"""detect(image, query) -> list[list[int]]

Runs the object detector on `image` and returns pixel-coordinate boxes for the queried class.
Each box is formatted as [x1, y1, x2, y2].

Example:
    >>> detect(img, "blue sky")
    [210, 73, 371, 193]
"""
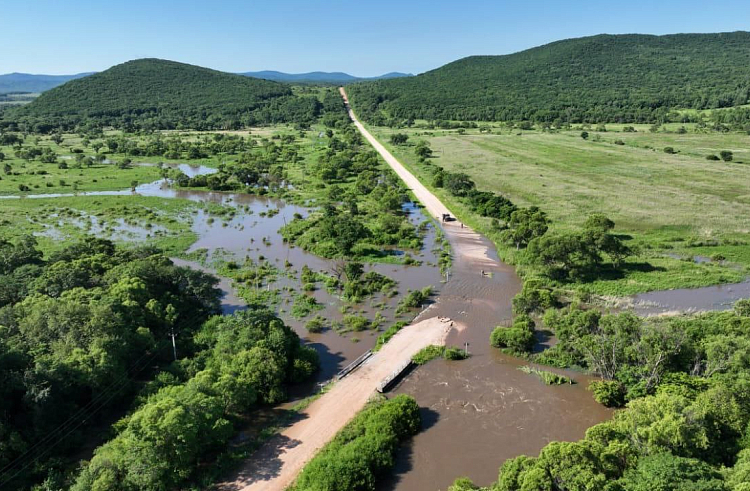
[2, 0, 749, 75]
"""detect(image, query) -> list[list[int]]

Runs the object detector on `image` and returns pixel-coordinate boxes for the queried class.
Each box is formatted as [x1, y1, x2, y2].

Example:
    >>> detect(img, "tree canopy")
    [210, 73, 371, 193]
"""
[2, 59, 323, 132]
[348, 32, 750, 124]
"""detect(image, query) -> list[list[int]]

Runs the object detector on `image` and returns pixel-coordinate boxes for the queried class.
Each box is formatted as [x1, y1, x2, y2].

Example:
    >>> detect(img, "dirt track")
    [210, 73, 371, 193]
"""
[216, 317, 459, 491]
[217, 88, 492, 491]
[339, 87, 496, 269]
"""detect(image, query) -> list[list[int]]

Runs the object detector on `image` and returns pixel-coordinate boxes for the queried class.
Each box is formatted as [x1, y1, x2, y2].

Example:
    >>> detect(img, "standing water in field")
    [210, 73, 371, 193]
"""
[627, 279, 750, 316]
[6, 169, 444, 380]
[7, 166, 613, 488]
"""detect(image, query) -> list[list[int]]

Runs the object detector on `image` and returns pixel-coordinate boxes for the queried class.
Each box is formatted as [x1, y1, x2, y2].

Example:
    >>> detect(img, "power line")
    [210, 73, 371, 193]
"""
[0, 313, 208, 486]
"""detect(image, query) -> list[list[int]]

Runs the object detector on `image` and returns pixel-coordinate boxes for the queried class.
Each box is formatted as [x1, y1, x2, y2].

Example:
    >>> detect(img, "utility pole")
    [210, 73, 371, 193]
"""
[170, 328, 177, 361]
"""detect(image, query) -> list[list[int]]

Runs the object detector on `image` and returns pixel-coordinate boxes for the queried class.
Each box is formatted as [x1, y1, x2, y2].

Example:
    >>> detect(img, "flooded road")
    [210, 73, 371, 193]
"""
[340, 88, 614, 490]
[12, 146, 614, 488]
[382, 222, 612, 490]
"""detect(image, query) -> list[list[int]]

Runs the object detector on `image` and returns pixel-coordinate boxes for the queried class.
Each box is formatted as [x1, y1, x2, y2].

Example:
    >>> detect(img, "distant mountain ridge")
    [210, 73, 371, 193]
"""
[0, 68, 412, 94]
[0, 72, 94, 94]
[240, 70, 413, 84]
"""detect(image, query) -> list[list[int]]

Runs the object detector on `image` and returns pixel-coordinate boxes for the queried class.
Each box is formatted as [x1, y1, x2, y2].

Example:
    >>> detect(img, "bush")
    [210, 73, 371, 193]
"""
[512, 282, 557, 314]
[374, 321, 408, 351]
[291, 293, 323, 319]
[663, 146, 677, 154]
[589, 380, 626, 407]
[412, 345, 469, 364]
[396, 285, 432, 314]
[490, 326, 535, 353]
[342, 314, 371, 332]
[412, 345, 445, 365]
[720, 150, 734, 162]
[706, 154, 720, 161]
[290, 395, 421, 491]
[305, 315, 326, 333]
[518, 366, 573, 385]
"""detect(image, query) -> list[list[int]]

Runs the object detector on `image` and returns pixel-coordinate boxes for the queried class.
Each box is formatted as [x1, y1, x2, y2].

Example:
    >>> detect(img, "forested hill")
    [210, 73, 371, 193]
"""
[2, 58, 323, 132]
[347, 32, 750, 124]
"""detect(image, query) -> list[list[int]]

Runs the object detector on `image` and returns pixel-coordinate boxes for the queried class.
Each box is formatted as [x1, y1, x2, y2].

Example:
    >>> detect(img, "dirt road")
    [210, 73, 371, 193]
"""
[217, 317, 459, 491]
[339, 87, 497, 269]
[217, 89, 500, 491]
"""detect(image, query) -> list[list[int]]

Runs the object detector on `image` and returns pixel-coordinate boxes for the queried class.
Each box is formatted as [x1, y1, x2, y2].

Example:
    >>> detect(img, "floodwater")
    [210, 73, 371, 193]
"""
[382, 227, 613, 490]
[629, 279, 750, 316]
[7, 169, 443, 381]
[10, 165, 614, 488]
[34, 212, 171, 243]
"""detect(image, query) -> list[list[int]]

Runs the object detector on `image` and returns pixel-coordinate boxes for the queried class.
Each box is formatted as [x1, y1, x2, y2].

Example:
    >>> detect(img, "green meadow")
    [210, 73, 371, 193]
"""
[368, 122, 750, 295]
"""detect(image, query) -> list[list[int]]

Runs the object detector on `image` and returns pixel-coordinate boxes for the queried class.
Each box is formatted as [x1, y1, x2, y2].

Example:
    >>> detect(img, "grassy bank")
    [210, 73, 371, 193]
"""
[365, 122, 750, 295]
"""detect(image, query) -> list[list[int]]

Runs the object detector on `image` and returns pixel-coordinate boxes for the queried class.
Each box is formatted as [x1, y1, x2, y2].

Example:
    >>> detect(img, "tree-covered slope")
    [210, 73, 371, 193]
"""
[348, 32, 750, 124]
[3, 58, 322, 131]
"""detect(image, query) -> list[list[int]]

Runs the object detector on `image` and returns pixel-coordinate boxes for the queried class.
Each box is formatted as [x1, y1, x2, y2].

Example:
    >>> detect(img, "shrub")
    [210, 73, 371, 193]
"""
[490, 326, 535, 353]
[519, 366, 573, 385]
[412, 345, 469, 365]
[413, 345, 447, 365]
[706, 154, 720, 161]
[663, 146, 677, 154]
[305, 315, 326, 333]
[291, 293, 322, 319]
[290, 395, 421, 491]
[342, 314, 371, 332]
[374, 321, 408, 351]
[720, 150, 733, 162]
[396, 285, 433, 314]
[589, 380, 626, 407]
[512, 282, 557, 314]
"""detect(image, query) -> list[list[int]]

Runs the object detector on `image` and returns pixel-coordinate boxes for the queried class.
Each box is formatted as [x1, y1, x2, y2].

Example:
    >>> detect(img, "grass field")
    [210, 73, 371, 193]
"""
[367, 123, 750, 295]
[0, 195, 198, 254]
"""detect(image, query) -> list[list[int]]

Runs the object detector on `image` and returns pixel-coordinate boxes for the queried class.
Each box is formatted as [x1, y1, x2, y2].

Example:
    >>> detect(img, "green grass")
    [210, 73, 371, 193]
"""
[0, 158, 165, 195]
[367, 123, 750, 295]
[412, 344, 469, 365]
[518, 365, 574, 385]
[0, 195, 197, 255]
[0, 130, 225, 196]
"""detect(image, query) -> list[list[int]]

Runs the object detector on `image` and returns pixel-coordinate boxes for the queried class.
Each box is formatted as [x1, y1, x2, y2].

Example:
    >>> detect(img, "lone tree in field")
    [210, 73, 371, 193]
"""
[720, 150, 733, 162]
[580, 131, 589, 140]
[390, 133, 409, 145]
[414, 140, 433, 160]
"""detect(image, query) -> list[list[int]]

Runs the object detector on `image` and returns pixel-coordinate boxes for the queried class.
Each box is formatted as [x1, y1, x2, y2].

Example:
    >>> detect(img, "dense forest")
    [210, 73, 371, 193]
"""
[348, 32, 750, 124]
[0, 59, 323, 132]
[0, 237, 221, 488]
[0, 236, 318, 490]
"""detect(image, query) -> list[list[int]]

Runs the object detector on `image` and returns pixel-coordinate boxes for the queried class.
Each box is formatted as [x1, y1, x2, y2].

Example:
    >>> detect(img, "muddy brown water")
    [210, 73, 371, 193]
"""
[5, 172, 443, 380]
[6, 167, 614, 488]
[380, 228, 613, 490]
[629, 279, 750, 316]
